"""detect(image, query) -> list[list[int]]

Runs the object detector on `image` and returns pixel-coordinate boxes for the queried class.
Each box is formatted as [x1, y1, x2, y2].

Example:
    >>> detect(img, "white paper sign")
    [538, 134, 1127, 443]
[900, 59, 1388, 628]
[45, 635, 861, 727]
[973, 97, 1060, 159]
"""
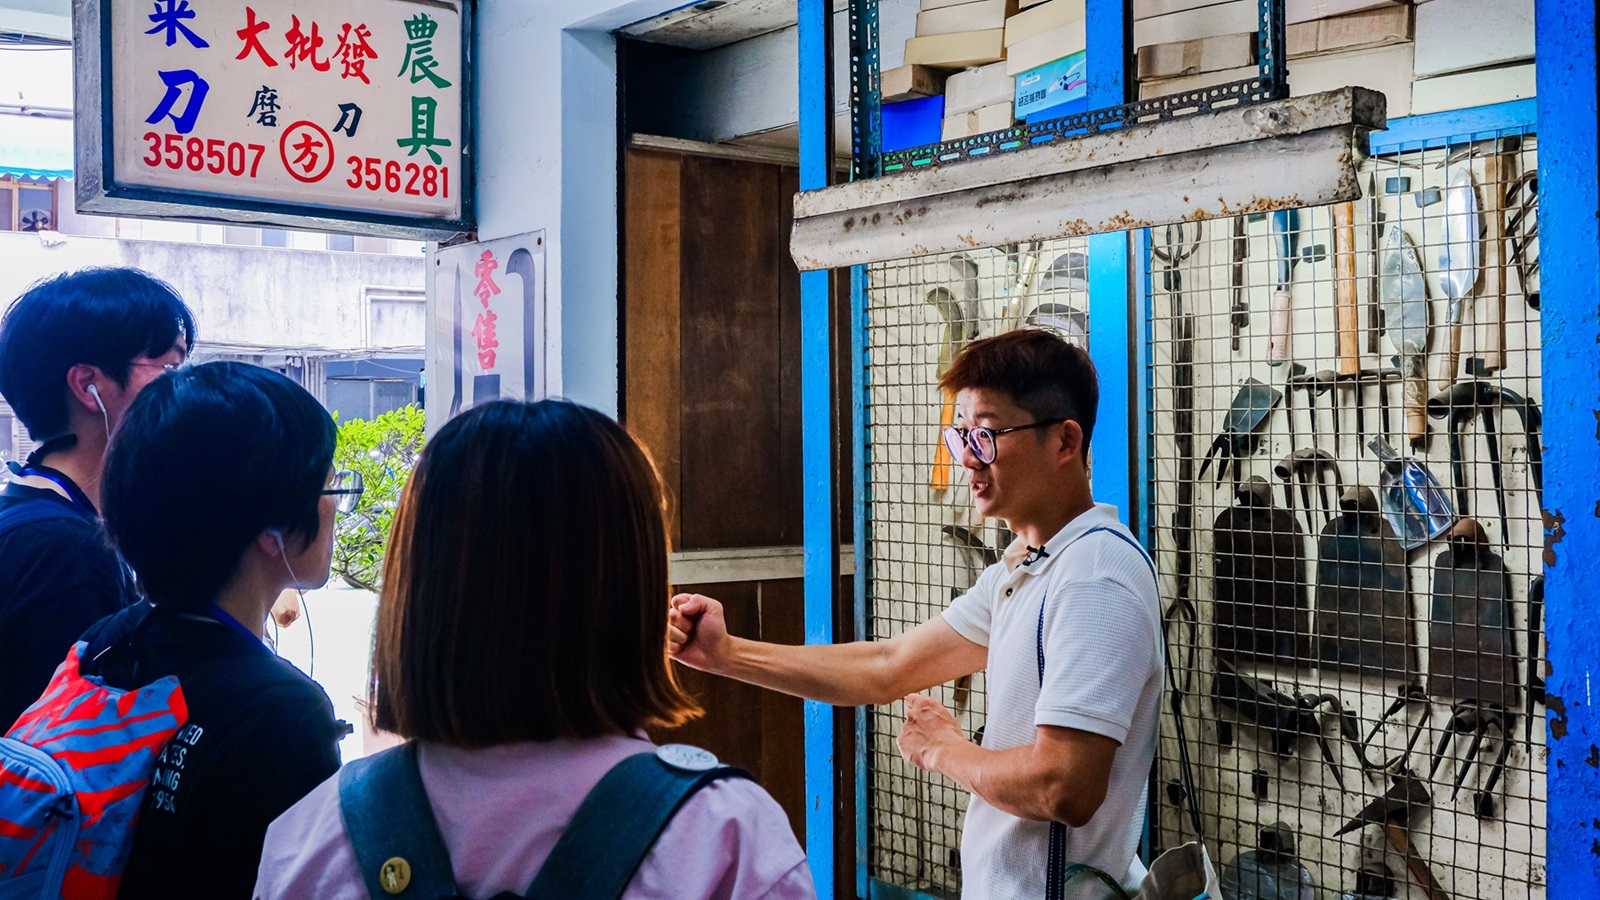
[80, 0, 467, 233]
[426, 232, 547, 436]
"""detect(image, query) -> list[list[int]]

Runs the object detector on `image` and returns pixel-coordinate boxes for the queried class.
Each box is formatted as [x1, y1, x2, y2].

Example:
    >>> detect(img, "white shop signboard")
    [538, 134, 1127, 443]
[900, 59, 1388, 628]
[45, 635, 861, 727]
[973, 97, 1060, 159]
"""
[73, 0, 472, 238]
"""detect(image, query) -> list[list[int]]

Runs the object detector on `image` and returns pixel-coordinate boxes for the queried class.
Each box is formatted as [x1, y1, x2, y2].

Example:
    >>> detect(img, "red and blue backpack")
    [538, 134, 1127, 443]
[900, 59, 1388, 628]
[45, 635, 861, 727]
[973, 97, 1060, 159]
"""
[0, 641, 187, 899]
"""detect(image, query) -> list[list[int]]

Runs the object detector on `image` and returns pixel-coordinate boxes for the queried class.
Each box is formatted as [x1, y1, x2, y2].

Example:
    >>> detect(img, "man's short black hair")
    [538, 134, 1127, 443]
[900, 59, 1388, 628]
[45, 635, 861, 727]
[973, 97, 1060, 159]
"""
[939, 328, 1100, 448]
[103, 362, 335, 611]
[0, 268, 197, 440]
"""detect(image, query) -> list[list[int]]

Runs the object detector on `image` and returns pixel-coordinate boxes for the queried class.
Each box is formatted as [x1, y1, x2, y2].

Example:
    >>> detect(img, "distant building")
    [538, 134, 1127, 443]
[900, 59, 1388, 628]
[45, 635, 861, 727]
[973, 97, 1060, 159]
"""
[0, 36, 425, 471]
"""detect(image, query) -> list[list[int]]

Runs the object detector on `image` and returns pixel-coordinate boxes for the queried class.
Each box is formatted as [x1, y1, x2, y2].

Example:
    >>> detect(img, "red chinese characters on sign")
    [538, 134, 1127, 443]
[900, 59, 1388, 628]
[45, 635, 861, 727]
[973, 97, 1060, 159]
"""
[236, 7, 276, 67]
[471, 250, 501, 370]
[236, 9, 379, 86]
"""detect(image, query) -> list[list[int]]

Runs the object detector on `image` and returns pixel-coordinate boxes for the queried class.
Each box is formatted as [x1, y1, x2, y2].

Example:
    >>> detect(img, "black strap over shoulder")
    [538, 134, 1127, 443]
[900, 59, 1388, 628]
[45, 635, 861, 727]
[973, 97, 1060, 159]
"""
[1034, 526, 1159, 900]
[338, 743, 749, 900]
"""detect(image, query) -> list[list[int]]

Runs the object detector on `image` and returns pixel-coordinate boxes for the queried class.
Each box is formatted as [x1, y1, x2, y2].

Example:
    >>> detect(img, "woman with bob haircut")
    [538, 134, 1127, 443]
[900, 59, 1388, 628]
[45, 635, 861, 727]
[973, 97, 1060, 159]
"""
[74, 362, 352, 899]
[256, 399, 814, 900]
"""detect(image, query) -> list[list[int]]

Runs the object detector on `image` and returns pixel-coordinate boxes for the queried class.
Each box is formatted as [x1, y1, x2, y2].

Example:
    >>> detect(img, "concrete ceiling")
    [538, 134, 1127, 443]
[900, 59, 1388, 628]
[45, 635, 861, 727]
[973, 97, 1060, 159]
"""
[618, 0, 848, 51]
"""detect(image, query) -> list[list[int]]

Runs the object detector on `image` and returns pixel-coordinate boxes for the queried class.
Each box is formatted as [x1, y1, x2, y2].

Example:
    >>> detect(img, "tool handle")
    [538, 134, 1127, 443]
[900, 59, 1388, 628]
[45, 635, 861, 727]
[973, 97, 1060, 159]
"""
[1480, 151, 1509, 374]
[1267, 289, 1292, 366]
[1439, 324, 1463, 392]
[1334, 203, 1361, 376]
[1383, 822, 1453, 900]
[1404, 370, 1428, 441]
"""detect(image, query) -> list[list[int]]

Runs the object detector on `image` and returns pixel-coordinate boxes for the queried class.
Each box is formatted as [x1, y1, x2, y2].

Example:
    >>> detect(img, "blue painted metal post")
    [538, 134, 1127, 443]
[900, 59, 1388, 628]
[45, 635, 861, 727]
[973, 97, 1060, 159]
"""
[798, 0, 837, 894]
[1084, 0, 1133, 518]
[1535, 0, 1600, 894]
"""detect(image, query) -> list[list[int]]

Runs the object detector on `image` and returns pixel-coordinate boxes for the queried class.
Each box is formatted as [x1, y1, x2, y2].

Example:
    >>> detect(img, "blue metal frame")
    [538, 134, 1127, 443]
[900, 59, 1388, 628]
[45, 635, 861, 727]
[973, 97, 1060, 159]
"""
[799, 0, 837, 894]
[87, 0, 475, 236]
[1534, 1, 1600, 895]
[1367, 99, 1537, 155]
[1131, 226, 1155, 867]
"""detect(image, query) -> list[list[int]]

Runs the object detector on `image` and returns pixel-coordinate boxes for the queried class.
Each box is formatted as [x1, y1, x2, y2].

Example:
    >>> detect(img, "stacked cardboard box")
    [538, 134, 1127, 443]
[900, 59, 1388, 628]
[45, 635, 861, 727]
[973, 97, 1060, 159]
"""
[1135, 0, 1420, 117]
[1005, 0, 1089, 122]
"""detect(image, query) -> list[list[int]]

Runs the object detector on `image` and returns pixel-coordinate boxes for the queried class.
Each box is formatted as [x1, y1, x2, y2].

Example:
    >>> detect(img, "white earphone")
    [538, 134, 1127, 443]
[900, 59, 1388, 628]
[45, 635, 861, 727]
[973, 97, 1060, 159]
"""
[271, 530, 315, 676]
[86, 384, 109, 438]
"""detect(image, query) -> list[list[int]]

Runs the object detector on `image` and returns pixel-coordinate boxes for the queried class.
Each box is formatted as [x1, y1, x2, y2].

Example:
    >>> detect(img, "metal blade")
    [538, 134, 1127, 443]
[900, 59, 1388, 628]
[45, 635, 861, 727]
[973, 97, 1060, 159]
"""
[1380, 225, 1430, 357]
[1439, 164, 1482, 325]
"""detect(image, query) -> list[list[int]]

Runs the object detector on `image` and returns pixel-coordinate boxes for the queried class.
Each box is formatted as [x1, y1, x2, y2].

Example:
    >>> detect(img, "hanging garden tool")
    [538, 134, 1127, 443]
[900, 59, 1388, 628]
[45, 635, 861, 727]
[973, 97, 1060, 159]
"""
[1428, 518, 1519, 708]
[1266, 208, 1301, 366]
[1379, 225, 1430, 447]
[1198, 378, 1282, 484]
[1288, 369, 1339, 453]
[1426, 381, 1511, 546]
[927, 254, 982, 493]
[1212, 476, 1308, 662]
[1367, 438, 1456, 551]
[1315, 486, 1415, 680]
[1365, 169, 1386, 355]
[1334, 201, 1363, 380]
[1230, 216, 1250, 351]
[1027, 250, 1088, 346]
[1157, 224, 1201, 647]
[1273, 448, 1343, 536]
[1356, 683, 1432, 776]
[1504, 170, 1539, 310]
[1428, 700, 1513, 819]
[1212, 662, 1361, 791]
[1219, 823, 1316, 900]
[1468, 140, 1519, 376]
[1487, 384, 1543, 508]
[1437, 164, 1482, 392]
[1332, 775, 1451, 900]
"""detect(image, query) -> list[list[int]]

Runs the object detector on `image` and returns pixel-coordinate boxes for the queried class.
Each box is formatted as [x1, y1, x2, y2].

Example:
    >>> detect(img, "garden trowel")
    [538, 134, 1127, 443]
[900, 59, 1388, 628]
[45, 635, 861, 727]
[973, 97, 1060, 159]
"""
[1379, 225, 1429, 443]
[1437, 165, 1482, 391]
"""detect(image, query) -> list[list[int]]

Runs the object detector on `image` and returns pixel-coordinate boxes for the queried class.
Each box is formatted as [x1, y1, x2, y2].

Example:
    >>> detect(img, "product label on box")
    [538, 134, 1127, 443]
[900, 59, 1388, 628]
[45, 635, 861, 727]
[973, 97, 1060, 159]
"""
[1014, 50, 1087, 118]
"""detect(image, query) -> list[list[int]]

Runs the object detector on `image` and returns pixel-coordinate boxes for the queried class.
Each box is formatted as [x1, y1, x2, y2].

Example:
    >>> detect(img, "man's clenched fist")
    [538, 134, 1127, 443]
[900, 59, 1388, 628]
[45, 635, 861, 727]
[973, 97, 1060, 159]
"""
[668, 592, 731, 672]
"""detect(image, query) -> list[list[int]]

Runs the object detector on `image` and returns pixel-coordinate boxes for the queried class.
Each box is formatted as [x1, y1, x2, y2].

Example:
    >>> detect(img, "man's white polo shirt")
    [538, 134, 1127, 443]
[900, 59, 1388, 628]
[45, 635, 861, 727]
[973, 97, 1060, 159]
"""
[940, 504, 1163, 899]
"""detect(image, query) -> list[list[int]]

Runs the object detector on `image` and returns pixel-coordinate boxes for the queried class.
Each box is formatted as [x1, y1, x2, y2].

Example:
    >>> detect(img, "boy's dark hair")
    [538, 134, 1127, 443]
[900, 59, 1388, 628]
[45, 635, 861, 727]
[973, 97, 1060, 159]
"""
[372, 399, 700, 746]
[0, 268, 197, 440]
[939, 328, 1100, 448]
[103, 362, 335, 611]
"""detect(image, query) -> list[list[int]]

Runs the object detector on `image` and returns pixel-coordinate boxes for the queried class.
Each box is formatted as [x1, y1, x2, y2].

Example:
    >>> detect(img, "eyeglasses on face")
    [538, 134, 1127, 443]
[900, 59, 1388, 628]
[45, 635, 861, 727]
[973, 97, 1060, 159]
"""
[321, 469, 365, 514]
[942, 419, 1067, 466]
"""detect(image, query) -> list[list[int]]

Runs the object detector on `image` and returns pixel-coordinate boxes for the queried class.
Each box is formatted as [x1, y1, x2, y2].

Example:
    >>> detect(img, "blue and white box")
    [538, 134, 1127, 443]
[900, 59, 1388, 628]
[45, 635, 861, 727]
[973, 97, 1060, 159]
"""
[1013, 50, 1087, 120]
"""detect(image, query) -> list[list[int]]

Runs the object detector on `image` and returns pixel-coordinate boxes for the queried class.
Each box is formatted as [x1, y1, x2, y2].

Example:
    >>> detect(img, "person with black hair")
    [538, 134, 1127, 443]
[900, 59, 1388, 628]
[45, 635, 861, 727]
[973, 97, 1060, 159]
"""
[76, 361, 354, 899]
[0, 268, 195, 727]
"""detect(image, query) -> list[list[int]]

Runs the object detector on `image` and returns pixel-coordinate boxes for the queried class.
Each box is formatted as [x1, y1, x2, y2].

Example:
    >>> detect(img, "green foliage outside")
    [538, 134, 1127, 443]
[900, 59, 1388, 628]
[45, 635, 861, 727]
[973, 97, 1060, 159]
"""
[331, 404, 425, 592]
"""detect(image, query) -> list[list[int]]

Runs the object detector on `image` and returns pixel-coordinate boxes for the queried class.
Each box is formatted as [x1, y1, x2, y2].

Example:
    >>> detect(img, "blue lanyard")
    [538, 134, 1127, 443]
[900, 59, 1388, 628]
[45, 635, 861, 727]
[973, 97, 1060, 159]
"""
[14, 466, 95, 517]
[207, 603, 269, 651]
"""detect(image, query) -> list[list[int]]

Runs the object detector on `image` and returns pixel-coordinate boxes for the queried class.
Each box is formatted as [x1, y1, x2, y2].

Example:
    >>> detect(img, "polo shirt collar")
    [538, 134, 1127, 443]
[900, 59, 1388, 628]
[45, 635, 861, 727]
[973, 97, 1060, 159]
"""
[1012, 503, 1122, 578]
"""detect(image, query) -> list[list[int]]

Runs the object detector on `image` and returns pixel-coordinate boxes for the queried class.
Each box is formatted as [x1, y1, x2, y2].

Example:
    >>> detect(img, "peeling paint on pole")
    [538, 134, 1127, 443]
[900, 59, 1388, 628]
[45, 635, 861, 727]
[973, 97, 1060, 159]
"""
[1536, 0, 1600, 893]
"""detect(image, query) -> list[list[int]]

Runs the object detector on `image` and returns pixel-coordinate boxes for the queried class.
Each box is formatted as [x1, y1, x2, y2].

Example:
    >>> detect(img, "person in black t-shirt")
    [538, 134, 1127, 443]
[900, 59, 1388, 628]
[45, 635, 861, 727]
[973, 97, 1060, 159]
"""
[0, 268, 195, 727]
[78, 362, 353, 899]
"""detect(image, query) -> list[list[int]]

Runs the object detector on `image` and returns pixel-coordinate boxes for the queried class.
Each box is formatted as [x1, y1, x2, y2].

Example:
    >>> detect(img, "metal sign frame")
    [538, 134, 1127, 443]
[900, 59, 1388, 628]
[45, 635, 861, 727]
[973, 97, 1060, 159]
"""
[70, 0, 476, 240]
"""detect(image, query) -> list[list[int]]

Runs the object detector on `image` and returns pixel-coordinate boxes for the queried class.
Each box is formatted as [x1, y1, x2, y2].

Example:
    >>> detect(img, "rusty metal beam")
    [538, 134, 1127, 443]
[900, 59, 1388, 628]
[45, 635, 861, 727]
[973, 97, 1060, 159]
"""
[790, 87, 1386, 270]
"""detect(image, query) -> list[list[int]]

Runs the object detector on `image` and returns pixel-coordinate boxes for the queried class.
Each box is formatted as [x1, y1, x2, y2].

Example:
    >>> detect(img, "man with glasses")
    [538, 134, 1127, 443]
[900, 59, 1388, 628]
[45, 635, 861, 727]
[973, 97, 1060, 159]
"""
[0, 268, 196, 727]
[669, 328, 1161, 899]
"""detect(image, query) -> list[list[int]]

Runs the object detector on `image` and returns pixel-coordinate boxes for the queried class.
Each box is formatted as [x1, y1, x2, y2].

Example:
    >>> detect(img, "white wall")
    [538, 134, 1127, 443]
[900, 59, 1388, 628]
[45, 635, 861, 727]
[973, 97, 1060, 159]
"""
[0, 231, 425, 352]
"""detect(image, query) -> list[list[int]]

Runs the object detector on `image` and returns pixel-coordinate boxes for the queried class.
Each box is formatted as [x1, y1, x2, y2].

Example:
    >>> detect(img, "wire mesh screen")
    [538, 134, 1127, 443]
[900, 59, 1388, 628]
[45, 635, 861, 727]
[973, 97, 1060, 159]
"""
[1149, 129, 1545, 898]
[862, 240, 1090, 897]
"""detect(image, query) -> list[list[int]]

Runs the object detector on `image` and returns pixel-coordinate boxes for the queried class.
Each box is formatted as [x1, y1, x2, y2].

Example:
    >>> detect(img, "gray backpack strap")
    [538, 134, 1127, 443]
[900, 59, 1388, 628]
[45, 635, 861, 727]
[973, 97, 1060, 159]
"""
[525, 749, 748, 899]
[338, 742, 459, 899]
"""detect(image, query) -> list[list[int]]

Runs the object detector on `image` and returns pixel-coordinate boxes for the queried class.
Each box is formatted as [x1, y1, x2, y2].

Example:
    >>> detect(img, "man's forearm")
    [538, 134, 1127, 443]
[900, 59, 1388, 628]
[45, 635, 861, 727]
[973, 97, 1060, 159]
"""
[928, 734, 1108, 827]
[716, 635, 900, 706]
